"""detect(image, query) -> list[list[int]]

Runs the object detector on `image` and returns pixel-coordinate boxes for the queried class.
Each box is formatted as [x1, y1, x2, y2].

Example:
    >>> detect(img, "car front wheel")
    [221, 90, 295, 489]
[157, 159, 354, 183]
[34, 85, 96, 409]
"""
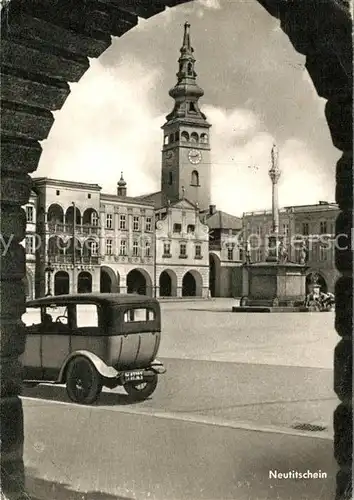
[66, 356, 102, 405]
[124, 374, 158, 401]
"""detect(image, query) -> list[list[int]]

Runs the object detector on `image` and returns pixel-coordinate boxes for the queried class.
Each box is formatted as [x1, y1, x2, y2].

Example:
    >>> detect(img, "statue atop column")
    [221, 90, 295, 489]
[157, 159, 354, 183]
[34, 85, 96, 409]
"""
[266, 143, 281, 262]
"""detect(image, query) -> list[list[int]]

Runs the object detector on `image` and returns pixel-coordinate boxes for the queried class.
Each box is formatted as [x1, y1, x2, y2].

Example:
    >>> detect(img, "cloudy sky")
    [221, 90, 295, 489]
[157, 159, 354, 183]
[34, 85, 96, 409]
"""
[37, 0, 340, 216]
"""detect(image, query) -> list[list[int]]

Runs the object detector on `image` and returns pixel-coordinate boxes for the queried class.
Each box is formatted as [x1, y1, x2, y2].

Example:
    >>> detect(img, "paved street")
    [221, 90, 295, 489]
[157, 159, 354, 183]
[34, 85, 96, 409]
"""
[22, 299, 338, 499]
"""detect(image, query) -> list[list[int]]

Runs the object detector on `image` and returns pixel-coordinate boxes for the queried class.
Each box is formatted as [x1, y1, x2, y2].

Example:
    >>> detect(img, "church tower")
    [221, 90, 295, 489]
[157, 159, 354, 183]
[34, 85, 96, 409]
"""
[161, 22, 211, 212]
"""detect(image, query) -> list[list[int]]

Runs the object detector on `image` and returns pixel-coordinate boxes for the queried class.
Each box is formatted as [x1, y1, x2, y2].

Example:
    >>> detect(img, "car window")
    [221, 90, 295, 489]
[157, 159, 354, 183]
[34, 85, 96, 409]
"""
[45, 305, 68, 324]
[76, 304, 99, 328]
[123, 308, 155, 323]
[22, 308, 41, 327]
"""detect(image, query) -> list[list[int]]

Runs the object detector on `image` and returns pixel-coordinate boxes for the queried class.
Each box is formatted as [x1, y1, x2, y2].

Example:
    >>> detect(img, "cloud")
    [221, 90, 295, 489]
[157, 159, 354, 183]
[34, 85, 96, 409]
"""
[198, 105, 334, 215]
[38, 58, 164, 196]
[197, 0, 221, 8]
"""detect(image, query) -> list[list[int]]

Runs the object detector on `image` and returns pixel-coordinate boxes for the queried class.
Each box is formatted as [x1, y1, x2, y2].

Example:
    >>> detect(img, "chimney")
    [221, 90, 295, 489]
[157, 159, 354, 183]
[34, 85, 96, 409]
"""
[209, 204, 216, 215]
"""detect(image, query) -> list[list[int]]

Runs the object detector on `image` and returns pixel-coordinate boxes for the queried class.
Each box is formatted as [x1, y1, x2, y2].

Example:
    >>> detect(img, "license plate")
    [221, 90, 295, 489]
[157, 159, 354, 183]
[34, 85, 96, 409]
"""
[124, 370, 144, 382]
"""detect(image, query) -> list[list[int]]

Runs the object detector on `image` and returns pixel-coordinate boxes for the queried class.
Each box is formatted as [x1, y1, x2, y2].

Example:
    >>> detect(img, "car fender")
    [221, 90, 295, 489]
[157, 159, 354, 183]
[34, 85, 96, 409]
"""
[58, 350, 119, 383]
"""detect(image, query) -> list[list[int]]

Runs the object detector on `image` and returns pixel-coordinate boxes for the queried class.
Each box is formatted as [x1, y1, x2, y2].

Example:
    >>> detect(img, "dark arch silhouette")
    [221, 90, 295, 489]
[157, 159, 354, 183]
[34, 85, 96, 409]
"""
[100, 266, 119, 293]
[0, 3, 351, 499]
[54, 271, 70, 296]
[126, 269, 152, 296]
[77, 271, 92, 293]
[159, 270, 177, 297]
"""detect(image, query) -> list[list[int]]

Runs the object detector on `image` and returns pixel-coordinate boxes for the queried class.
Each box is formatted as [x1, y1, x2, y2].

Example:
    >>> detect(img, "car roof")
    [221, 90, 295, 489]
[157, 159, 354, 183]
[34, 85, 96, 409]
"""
[26, 293, 159, 308]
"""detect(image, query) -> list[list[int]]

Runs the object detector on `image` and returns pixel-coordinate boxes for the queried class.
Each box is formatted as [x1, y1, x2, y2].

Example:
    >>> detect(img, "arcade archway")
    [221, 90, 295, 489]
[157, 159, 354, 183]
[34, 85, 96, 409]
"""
[159, 270, 177, 297]
[182, 270, 203, 297]
[127, 269, 153, 296]
[100, 266, 119, 293]
[77, 271, 92, 293]
[54, 271, 70, 295]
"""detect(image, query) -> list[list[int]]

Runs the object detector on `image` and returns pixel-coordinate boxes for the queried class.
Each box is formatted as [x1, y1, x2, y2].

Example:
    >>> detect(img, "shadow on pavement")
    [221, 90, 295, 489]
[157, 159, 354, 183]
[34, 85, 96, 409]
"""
[21, 384, 145, 407]
[26, 471, 133, 500]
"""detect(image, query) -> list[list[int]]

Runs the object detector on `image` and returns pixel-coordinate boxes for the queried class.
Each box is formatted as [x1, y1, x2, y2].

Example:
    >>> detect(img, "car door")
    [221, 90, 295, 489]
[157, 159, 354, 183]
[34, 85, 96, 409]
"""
[22, 306, 43, 380]
[41, 304, 71, 381]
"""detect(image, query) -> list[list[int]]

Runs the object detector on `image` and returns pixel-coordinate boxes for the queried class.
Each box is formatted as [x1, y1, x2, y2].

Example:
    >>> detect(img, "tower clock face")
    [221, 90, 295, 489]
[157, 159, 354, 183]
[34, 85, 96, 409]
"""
[188, 149, 202, 165]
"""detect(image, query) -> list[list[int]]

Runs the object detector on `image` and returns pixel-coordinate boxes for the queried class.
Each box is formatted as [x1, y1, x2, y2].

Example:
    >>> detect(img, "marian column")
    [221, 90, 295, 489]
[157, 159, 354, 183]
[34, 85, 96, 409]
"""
[267, 144, 281, 262]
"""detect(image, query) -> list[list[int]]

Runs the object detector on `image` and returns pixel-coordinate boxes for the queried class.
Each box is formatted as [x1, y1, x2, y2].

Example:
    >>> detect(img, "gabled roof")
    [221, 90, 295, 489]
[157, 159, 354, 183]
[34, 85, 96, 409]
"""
[206, 210, 242, 230]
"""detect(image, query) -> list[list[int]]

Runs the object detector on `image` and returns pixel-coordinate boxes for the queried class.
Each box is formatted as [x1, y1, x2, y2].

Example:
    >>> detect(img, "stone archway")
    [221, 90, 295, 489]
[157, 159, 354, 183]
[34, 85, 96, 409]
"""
[159, 269, 177, 297]
[182, 270, 203, 297]
[77, 271, 92, 293]
[100, 266, 119, 293]
[127, 268, 153, 296]
[54, 271, 70, 295]
[0, 2, 351, 499]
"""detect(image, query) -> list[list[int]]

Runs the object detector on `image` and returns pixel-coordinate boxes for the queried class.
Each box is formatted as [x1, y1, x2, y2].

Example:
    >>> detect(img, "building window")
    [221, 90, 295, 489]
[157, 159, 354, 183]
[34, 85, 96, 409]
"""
[88, 193, 91, 199]
[168, 172, 173, 185]
[91, 212, 98, 226]
[26, 206, 34, 223]
[195, 244, 202, 258]
[106, 214, 113, 229]
[106, 238, 113, 255]
[187, 224, 195, 233]
[25, 236, 34, 254]
[145, 241, 151, 257]
[163, 242, 171, 256]
[173, 223, 182, 233]
[320, 221, 327, 234]
[119, 240, 127, 256]
[191, 170, 199, 186]
[179, 243, 187, 258]
[119, 214, 126, 230]
[145, 217, 152, 232]
[227, 247, 233, 261]
[302, 223, 309, 236]
[319, 245, 328, 261]
[282, 223, 289, 236]
[133, 240, 139, 256]
[89, 241, 98, 256]
[133, 216, 140, 231]
[56, 190, 60, 196]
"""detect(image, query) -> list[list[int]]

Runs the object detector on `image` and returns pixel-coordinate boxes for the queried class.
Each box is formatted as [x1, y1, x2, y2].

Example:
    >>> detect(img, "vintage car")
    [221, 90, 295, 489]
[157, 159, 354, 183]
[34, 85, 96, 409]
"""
[21, 293, 166, 404]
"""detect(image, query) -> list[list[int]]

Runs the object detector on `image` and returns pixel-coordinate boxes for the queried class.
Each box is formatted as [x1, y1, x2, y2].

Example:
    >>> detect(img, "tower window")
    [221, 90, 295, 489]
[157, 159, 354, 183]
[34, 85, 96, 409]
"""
[181, 131, 189, 142]
[191, 170, 199, 187]
[200, 133, 208, 144]
[173, 223, 181, 233]
[168, 172, 173, 185]
[164, 136, 169, 145]
[189, 103, 197, 113]
[187, 62, 193, 75]
[169, 133, 174, 144]
[190, 132, 199, 143]
[175, 131, 180, 142]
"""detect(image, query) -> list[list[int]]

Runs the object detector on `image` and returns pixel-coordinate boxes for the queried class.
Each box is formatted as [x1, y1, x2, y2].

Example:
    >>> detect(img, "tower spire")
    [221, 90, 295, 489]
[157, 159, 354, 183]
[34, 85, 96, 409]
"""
[182, 21, 192, 54]
[165, 22, 208, 124]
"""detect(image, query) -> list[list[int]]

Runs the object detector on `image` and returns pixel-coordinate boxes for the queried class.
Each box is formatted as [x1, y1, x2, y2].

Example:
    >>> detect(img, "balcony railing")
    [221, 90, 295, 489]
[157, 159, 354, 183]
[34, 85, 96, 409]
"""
[49, 254, 100, 265]
[47, 222, 100, 235]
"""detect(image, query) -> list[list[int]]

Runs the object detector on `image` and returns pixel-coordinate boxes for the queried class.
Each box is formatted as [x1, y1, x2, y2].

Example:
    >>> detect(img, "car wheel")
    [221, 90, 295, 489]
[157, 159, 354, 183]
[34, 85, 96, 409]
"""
[124, 374, 158, 401]
[66, 356, 102, 405]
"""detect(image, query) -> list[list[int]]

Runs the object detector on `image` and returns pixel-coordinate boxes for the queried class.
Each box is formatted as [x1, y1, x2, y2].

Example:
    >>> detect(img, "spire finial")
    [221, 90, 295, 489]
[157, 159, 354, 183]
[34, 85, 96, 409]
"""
[182, 21, 192, 52]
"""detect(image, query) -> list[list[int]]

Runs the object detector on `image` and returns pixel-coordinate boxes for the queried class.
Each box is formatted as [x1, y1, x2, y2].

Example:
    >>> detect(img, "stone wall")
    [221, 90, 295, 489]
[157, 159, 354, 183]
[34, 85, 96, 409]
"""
[0, 0, 352, 498]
